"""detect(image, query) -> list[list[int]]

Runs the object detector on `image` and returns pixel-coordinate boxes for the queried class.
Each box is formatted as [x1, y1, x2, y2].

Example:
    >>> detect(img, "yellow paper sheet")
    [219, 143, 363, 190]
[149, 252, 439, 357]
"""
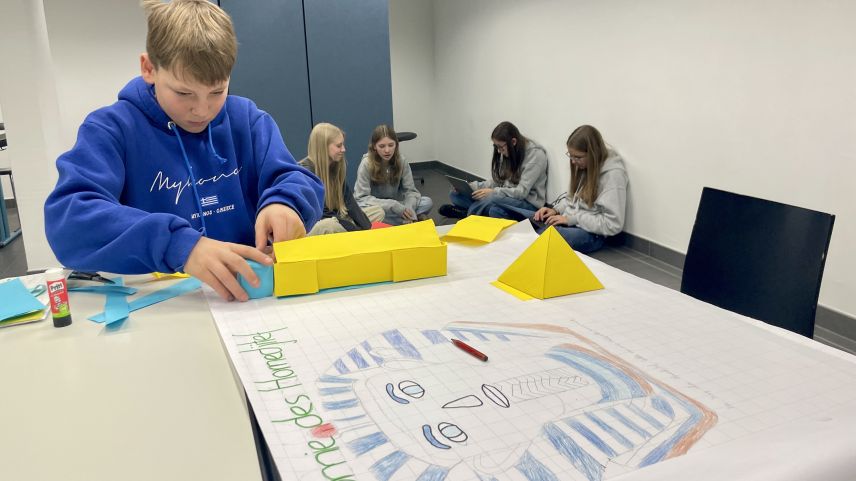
[441, 215, 517, 244]
[0, 309, 47, 328]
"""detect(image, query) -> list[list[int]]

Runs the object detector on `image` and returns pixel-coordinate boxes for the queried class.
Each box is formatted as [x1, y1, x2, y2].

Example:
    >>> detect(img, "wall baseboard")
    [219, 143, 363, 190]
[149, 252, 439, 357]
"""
[415, 160, 856, 350]
[411, 160, 484, 182]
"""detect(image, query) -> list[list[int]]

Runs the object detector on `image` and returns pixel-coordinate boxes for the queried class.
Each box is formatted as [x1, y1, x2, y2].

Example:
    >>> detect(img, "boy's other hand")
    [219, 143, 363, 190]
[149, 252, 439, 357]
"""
[184, 237, 273, 302]
[533, 207, 557, 222]
[255, 203, 306, 251]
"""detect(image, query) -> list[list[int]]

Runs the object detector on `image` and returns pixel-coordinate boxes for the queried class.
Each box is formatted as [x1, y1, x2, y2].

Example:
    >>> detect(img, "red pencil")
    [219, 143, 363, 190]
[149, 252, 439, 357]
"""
[451, 339, 488, 362]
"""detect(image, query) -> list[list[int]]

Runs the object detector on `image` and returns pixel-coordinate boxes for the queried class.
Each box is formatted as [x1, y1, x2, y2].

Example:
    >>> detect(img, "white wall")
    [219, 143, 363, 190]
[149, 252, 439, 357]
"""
[390, 0, 856, 318]
[0, 0, 145, 270]
[388, 0, 437, 162]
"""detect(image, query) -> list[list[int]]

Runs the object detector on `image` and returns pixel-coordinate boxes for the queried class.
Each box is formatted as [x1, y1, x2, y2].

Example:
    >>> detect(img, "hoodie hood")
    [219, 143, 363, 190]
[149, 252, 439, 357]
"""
[601, 148, 626, 175]
[118, 76, 226, 133]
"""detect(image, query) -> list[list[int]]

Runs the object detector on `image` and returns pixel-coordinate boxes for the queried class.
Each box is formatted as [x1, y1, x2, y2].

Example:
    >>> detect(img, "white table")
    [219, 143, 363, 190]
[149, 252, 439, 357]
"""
[5, 222, 856, 481]
[0, 274, 262, 481]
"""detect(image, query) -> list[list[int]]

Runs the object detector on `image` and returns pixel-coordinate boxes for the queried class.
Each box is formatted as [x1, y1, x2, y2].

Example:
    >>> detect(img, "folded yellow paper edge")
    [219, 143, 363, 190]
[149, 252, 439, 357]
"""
[490, 280, 534, 301]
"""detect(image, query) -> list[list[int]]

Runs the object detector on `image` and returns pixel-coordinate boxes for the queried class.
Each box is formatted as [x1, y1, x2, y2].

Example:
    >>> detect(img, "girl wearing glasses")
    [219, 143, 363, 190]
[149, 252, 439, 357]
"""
[532, 124, 628, 253]
[438, 121, 548, 220]
[299, 123, 381, 235]
[355, 124, 433, 225]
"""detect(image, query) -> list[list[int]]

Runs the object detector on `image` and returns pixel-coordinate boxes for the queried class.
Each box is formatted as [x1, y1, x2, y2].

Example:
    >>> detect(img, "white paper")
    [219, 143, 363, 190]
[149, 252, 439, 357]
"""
[207, 222, 856, 481]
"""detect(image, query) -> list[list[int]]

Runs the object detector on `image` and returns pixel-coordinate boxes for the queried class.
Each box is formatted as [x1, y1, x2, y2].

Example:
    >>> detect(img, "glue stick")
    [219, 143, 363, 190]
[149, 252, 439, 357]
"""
[45, 268, 73, 327]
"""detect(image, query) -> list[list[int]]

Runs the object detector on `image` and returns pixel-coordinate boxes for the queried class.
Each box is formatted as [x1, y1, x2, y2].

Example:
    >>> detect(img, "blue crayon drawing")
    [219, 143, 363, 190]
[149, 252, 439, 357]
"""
[315, 322, 717, 480]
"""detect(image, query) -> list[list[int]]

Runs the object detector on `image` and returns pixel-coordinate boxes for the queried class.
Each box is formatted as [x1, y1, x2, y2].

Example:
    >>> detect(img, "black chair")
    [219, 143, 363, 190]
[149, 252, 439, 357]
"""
[680, 187, 834, 338]
[396, 131, 423, 185]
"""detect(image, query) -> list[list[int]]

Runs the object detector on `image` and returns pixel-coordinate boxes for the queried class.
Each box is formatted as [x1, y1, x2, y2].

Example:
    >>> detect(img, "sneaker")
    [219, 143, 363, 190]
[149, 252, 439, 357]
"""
[439, 204, 467, 219]
[416, 213, 431, 222]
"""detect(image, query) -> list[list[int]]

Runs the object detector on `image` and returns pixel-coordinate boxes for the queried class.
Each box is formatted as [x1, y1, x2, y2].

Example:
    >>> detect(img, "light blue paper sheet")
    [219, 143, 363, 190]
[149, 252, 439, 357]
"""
[0, 278, 46, 321]
[89, 277, 202, 324]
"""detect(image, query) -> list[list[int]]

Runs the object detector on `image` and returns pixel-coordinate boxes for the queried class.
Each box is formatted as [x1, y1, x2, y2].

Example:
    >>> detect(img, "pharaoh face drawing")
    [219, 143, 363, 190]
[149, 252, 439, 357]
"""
[356, 348, 601, 470]
[317, 323, 716, 481]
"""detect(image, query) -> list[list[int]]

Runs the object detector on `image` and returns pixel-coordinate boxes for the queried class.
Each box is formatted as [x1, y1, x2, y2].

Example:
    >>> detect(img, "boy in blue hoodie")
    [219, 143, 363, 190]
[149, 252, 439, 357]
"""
[44, 0, 324, 301]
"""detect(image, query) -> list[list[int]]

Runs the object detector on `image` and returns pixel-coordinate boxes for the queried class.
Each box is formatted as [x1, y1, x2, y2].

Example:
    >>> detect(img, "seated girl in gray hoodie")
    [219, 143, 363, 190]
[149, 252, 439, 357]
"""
[438, 121, 548, 220]
[531, 124, 628, 254]
[354, 124, 432, 225]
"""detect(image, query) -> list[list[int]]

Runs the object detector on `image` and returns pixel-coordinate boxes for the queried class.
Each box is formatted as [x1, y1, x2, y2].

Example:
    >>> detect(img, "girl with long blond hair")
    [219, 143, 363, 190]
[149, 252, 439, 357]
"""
[531, 124, 628, 253]
[299, 123, 381, 235]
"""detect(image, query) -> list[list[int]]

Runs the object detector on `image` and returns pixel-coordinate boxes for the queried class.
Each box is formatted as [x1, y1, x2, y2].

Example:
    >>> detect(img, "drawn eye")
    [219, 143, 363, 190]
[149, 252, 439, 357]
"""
[385, 383, 409, 404]
[482, 384, 510, 408]
[438, 422, 467, 443]
[398, 380, 425, 398]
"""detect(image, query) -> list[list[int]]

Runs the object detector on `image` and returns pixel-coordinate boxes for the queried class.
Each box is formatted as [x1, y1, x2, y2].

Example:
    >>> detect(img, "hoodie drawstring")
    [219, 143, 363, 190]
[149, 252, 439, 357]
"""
[168, 121, 208, 237]
[207, 126, 228, 165]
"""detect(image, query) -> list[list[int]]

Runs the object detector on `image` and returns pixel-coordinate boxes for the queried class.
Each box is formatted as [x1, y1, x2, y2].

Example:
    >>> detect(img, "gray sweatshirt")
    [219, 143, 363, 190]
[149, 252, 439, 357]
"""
[553, 149, 628, 237]
[472, 139, 549, 208]
[354, 154, 421, 215]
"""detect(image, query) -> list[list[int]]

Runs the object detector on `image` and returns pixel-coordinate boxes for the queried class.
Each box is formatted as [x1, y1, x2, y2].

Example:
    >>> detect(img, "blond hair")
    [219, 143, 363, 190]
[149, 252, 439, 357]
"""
[141, 0, 237, 85]
[307, 123, 348, 215]
[567, 125, 608, 207]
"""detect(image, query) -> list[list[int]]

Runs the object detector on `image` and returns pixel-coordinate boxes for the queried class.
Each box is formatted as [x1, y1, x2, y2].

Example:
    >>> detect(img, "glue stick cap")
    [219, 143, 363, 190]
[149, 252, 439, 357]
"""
[45, 268, 65, 281]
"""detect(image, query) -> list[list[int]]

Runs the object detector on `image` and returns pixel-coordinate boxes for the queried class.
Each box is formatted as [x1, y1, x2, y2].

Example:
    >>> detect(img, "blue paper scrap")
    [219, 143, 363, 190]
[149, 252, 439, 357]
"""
[89, 277, 202, 324]
[0, 278, 46, 321]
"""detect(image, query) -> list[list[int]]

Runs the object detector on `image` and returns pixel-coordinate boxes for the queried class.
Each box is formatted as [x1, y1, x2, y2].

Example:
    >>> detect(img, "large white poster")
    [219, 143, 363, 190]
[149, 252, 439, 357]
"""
[208, 223, 856, 481]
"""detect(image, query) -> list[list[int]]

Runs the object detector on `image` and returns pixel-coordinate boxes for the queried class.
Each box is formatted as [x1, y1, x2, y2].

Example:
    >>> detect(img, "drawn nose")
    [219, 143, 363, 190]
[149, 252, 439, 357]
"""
[441, 394, 483, 409]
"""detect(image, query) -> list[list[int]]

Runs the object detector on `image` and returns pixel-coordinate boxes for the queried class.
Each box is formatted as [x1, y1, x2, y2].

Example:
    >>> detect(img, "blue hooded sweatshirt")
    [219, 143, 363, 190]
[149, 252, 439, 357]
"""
[44, 76, 324, 274]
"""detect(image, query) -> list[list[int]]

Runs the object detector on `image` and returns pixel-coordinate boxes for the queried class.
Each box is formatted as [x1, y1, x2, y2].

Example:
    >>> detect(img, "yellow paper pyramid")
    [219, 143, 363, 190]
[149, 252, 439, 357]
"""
[493, 226, 603, 299]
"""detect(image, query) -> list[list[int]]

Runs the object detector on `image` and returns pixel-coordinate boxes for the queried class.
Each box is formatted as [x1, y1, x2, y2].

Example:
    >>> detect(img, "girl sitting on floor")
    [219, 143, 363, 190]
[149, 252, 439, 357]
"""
[299, 123, 382, 235]
[531, 124, 628, 253]
[438, 121, 548, 220]
[354, 124, 432, 225]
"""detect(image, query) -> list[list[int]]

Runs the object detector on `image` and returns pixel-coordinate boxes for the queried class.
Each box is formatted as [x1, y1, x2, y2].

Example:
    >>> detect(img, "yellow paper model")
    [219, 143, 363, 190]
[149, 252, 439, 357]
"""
[441, 215, 517, 244]
[273, 220, 447, 296]
[492, 226, 603, 300]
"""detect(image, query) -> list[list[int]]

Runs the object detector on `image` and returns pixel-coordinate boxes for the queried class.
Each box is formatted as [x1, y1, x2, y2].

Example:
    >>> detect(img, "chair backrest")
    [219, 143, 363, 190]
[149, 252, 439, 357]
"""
[680, 187, 834, 337]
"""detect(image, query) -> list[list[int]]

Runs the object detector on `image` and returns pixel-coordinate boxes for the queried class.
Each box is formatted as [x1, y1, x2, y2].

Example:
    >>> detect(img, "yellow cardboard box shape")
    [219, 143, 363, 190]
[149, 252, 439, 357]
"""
[273, 220, 447, 297]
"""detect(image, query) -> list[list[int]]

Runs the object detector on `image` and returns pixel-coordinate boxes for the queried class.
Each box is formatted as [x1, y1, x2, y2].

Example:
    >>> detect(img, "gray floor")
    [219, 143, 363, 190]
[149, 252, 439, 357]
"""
[0, 204, 26, 279]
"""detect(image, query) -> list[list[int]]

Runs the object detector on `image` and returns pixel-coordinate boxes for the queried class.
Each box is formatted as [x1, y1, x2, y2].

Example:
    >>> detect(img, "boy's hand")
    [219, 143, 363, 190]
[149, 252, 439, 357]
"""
[533, 207, 557, 221]
[255, 203, 306, 251]
[184, 237, 273, 302]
